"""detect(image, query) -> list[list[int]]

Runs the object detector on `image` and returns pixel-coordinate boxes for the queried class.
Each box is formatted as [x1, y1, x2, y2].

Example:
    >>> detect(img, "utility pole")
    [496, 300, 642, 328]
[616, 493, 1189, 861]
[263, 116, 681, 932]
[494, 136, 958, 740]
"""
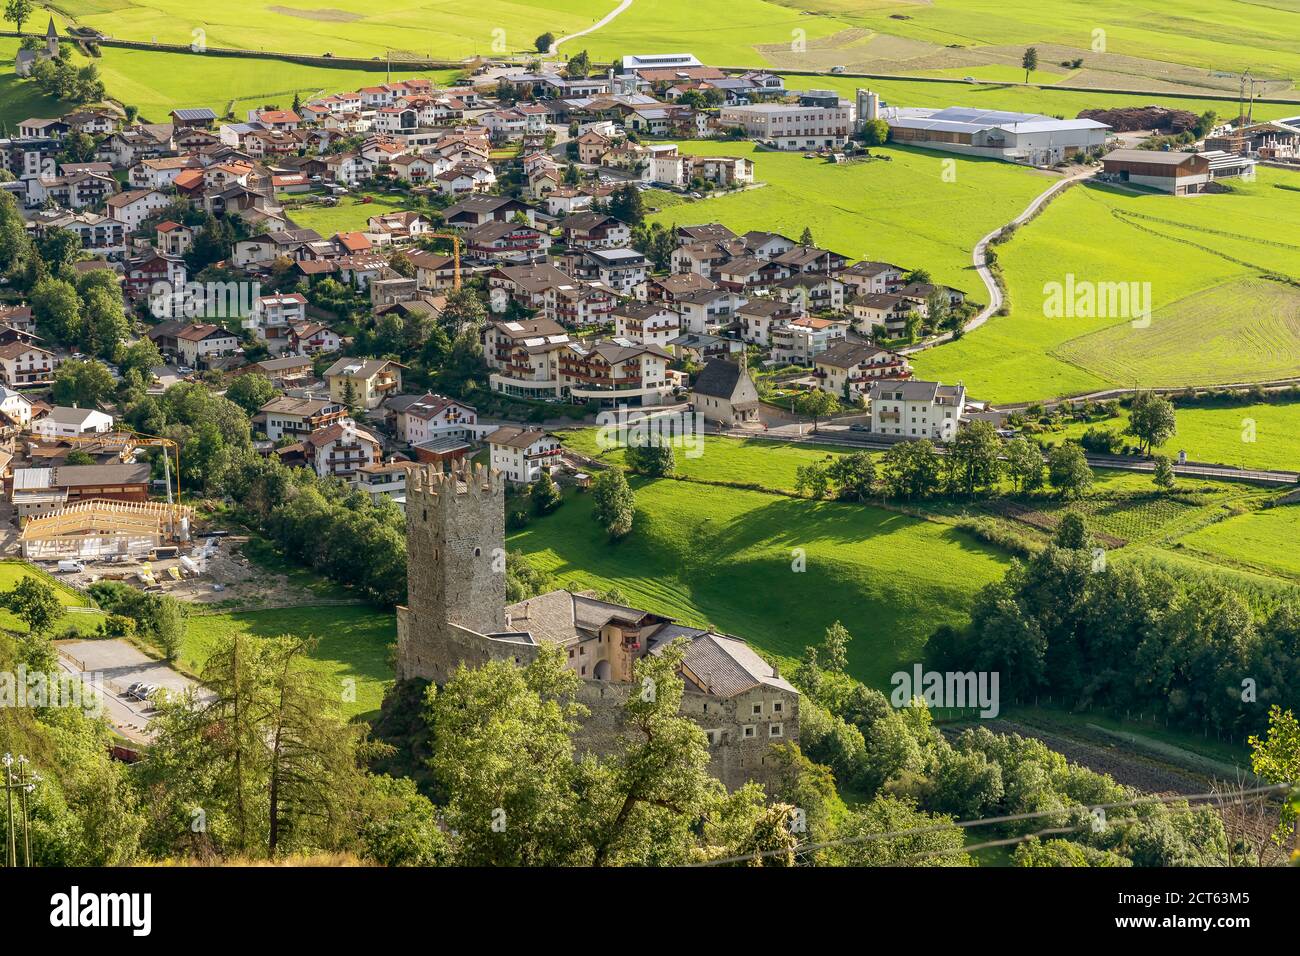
[2, 754, 39, 867]
[2, 754, 14, 868]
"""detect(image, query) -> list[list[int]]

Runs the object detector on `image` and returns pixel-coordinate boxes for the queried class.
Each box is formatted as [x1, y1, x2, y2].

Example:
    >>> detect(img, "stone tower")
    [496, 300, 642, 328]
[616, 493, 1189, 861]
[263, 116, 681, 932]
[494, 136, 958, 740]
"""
[396, 462, 507, 683]
[46, 19, 59, 59]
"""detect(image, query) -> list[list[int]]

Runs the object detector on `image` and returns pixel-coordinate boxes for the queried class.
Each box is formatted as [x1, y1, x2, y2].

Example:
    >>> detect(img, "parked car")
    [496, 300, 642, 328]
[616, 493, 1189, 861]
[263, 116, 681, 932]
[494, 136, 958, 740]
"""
[849, 423, 870, 432]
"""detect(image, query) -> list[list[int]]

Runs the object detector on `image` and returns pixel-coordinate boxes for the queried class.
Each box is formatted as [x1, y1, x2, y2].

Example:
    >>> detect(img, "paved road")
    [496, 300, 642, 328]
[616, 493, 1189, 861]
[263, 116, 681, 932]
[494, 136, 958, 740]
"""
[551, 0, 633, 53]
[899, 166, 1098, 356]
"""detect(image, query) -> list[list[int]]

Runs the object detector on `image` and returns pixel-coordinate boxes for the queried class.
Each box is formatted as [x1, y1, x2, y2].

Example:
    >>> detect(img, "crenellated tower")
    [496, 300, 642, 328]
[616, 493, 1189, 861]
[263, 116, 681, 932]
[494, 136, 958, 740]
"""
[396, 462, 507, 682]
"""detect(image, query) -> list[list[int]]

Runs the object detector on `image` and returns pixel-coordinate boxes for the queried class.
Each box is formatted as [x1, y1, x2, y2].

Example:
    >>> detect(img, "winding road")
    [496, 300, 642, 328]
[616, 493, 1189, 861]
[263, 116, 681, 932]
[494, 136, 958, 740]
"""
[551, 0, 634, 53]
[899, 165, 1098, 355]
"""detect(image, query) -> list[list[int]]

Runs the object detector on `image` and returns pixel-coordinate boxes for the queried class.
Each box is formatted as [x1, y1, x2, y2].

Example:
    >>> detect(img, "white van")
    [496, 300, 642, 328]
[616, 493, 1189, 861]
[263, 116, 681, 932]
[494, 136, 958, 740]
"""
[57, 560, 86, 574]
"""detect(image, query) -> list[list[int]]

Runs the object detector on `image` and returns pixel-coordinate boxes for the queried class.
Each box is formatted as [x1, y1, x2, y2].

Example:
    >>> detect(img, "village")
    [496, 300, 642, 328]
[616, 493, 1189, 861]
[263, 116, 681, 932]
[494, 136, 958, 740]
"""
[1, 17, 1299, 880]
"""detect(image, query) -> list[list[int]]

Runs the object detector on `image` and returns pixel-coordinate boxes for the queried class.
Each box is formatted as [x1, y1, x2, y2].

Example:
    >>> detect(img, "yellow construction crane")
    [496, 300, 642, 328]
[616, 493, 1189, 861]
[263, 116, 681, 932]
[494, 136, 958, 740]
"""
[32, 429, 182, 505]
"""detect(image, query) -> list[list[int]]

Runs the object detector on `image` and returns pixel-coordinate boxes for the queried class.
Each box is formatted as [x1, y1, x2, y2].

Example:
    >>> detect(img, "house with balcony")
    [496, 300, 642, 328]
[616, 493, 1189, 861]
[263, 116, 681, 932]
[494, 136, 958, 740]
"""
[486, 426, 562, 484]
[290, 422, 383, 481]
[614, 302, 681, 349]
[578, 247, 647, 294]
[867, 379, 965, 441]
[256, 395, 349, 442]
[848, 292, 915, 337]
[813, 341, 912, 402]
[559, 339, 674, 408]
[465, 220, 547, 263]
[324, 357, 404, 410]
[386, 392, 477, 445]
[356, 460, 414, 506]
[484, 317, 572, 401]
[559, 213, 632, 251]
[0, 342, 56, 387]
[245, 293, 309, 350]
[770, 315, 848, 364]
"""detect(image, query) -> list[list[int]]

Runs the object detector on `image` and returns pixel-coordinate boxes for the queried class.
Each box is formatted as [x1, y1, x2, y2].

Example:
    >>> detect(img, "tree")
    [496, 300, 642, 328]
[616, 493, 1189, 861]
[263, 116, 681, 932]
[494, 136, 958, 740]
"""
[798, 226, 814, 246]
[1248, 707, 1300, 851]
[154, 596, 185, 661]
[1152, 454, 1176, 492]
[1003, 437, 1044, 492]
[534, 32, 555, 53]
[1053, 512, 1090, 550]
[881, 440, 942, 500]
[4, 0, 33, 34]
[225, 374, 278, 416]
[591, 468, 635, 539]
[625, 441, 675, 477]
[859, 118, 890, 146]
[827, 795, 971, 867]
[566, 49, 591, 79]
[609, 183, 644, 225]
[3, 576, 63, 636]
[31, 276, 82, 345]
[52, 358, 116, 408]
[1047, 442, 1092, 499]
[1126, 391, 1177, 455]
[531, 469, 563, 515]
[1021, 46, 1039, 82]
[947, 420, 1002, 496]
[793, 389, 837, 432]
[821, 620, 852, 673]
[794, 461, 831, 499]
[827, 451, 876, 501]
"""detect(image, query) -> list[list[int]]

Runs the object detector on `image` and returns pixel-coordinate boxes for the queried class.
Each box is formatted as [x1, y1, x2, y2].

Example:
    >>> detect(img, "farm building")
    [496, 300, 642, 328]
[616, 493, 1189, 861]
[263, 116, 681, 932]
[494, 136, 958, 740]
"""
[19, 499, 193, 561]
[884, 107, 1109, 165]
[7, 463, 152, 517]
[1097, 149, 1257, 194]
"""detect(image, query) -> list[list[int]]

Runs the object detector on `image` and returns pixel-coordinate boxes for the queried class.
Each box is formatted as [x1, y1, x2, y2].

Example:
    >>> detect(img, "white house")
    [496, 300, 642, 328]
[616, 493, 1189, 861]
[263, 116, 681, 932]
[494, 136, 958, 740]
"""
[388, 393, 477, 445]
[867, 379, 966, 441]
[175, 323, 240, 367]
[487, 425, 562, 484]
[0, 343, 56, 388]
[105, 188, 171, 232]
[0, 386, 34, 427]
[31, 406, 114, 438]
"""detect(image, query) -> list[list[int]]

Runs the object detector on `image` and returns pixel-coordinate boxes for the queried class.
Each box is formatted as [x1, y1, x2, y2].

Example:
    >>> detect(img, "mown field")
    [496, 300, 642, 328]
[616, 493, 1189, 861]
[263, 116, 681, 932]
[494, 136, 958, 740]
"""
[56, 0, 611, 59]
[558, 430, 864, 494]
[508, 477, 1011, 688]
[180, 605, 395, 719]
[1175, 505, 1300, 582]
[648, 140, 1052, 296]
[910, 173, 1300, 403]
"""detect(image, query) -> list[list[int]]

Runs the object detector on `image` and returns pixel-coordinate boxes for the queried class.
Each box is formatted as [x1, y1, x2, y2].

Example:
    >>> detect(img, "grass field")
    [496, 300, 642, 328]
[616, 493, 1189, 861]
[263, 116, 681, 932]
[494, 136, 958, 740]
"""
[0, 561, 105, 636]
[1044, 400, 1300, 472]
[285, 193, 410, 236]
[56, 0, 612, 59]
[508, 478, 1011, 688]
[647, 141, 1052, 296]
[558, 430, 866, 494]
[910, 174, 1300, 403]
[1050, 278, 1300, 390]
[1174, 505, 1300, 582]
[0, 37, 462, 127]
[180, 605, 395, 719]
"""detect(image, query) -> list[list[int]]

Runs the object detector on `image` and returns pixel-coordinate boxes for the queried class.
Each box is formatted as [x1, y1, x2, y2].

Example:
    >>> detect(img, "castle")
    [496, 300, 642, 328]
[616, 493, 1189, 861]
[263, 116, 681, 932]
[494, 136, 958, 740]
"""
[395, 463, 800, 790]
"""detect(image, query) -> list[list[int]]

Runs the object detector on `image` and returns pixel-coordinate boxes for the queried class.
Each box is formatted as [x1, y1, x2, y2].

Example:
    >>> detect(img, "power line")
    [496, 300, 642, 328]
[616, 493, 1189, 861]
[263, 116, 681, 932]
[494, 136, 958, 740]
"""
[692, 781, 1293, 867]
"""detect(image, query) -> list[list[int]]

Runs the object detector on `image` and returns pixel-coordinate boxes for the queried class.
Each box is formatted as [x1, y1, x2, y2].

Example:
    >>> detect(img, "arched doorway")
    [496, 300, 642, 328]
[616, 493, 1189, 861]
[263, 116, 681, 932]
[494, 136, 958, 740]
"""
[593, 659, 611, 680]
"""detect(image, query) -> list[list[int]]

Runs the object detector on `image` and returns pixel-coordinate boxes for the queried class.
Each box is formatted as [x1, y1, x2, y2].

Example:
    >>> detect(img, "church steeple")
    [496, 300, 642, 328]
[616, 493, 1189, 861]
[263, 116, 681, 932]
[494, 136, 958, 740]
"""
[45, 18, 59, 58]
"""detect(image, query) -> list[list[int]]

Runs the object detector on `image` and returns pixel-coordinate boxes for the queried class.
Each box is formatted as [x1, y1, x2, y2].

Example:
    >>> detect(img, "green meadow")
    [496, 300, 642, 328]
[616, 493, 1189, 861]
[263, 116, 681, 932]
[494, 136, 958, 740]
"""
[285, 193, 410, 236]
[1045, 401, 1300, 473]
[0, 37, 462, 126]
[911, 173, 1300, 403]
[648, 140, 1052, 295]
[0, 561, 105, 636]
[1176, 505, 1300, 583]
[181, 605, 395, 719]
[508, 477, 1011, 688]
[56, 0, 611, 59]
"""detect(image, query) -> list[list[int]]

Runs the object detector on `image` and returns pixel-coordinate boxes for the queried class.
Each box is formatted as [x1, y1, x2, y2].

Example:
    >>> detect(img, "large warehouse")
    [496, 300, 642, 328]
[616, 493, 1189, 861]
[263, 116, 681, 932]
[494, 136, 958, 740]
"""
[883, 106, 1110, 165]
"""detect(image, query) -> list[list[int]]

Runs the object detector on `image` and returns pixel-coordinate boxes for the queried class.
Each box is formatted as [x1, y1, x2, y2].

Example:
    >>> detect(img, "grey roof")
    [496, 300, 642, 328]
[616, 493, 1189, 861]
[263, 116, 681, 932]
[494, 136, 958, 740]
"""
[675, 632, 796, 697]
[691, 358, 748, 399]
[815, 340, 896, 368]
[868, 379, 964, 403]
[172, 108, 217, 121]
